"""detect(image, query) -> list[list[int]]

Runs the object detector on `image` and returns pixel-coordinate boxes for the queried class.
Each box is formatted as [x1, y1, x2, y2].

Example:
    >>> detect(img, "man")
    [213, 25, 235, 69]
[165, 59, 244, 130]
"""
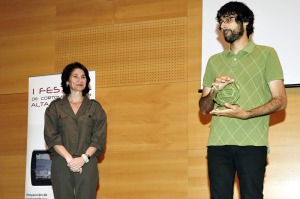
[199, 2, 287, 199]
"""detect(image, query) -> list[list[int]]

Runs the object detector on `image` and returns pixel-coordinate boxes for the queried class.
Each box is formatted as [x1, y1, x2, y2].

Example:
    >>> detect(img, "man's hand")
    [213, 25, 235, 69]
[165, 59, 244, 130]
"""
[210, 103, 250, 119]
[212, 76, 235, 92]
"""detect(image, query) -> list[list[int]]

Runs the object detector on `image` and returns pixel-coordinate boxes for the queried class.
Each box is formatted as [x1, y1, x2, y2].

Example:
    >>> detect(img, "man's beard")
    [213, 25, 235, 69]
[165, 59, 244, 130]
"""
[223, 25, 244, 43]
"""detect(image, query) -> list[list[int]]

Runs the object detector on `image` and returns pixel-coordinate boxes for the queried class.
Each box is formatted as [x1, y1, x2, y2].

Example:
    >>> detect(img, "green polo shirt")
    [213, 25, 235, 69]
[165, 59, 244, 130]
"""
[203, 40, 284, 146]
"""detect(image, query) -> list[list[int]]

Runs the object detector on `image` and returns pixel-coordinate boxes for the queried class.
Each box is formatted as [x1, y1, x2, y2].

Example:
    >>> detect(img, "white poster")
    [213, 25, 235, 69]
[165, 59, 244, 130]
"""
[25, 71, 95, 199]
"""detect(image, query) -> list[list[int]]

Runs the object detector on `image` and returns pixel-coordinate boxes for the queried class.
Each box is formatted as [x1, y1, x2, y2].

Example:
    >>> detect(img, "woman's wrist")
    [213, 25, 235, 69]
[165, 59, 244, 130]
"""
[65, 156, 73, 163]
[81, 154, 89, 163]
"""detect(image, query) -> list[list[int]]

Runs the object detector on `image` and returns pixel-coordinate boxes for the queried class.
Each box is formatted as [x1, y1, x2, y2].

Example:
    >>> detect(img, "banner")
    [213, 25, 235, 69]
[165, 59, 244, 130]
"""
[25, 71, 95, 199]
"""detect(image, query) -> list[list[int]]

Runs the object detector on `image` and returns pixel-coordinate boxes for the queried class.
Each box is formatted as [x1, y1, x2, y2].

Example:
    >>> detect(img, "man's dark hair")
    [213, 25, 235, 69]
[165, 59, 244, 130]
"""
[216, 1, 254, 37]
[61, 62, 91, 96]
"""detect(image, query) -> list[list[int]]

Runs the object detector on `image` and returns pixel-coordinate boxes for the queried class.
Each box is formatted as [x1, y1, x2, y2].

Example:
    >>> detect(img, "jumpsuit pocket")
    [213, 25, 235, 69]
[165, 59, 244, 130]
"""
[58, 113, 68, 127]
[82, 114, 94, 126]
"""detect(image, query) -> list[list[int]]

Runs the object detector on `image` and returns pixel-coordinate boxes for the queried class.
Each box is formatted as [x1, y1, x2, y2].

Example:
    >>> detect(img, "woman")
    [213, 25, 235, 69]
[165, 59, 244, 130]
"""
[44, 62, 107, 199]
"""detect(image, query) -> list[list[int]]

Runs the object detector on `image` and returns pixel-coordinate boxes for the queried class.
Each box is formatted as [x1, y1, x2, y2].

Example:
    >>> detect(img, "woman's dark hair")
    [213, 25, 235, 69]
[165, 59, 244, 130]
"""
[61, 62, 91, 96]
[216, 1, 254, 38]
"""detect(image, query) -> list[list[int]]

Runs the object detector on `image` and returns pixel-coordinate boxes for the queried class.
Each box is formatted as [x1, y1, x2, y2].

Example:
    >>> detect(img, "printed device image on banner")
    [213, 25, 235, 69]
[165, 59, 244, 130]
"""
[24, 71, 95, 199]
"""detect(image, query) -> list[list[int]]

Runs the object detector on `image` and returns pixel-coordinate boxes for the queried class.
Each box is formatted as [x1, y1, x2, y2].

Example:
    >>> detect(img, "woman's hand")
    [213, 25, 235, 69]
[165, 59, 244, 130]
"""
[67, 157, 85, 173]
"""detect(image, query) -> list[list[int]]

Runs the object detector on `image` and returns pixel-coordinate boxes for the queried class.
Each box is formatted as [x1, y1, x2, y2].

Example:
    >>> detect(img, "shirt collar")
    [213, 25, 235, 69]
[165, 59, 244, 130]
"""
[224, 40, 256, 56]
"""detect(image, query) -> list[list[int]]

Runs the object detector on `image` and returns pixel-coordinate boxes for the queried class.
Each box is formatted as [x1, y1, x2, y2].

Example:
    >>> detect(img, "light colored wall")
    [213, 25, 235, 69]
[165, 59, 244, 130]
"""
[0, 1, 299, 198]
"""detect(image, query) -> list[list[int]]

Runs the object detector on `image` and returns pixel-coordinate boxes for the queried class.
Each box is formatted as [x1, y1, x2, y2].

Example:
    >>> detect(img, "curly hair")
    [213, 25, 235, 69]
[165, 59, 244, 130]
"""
[216, 1, 254, 38]
[61, 62, 91, 96]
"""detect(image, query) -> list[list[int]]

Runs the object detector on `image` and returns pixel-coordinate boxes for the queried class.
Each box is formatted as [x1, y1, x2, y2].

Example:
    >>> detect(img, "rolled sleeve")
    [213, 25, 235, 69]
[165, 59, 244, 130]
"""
[44, 102, 62, 152]
[90, 104, 107, 156]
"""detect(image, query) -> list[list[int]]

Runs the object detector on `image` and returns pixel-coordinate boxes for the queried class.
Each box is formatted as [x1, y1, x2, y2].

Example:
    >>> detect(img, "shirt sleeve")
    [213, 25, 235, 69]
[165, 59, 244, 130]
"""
[44, 101, 63, 152]
[90, 101, 107, 156]
[265, 47, 284, 83]
[202, 56, 216, 88]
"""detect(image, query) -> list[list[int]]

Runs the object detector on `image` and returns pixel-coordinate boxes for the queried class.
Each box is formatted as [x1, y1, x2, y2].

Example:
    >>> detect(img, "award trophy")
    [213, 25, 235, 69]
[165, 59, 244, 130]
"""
[214, 82, 240, 107]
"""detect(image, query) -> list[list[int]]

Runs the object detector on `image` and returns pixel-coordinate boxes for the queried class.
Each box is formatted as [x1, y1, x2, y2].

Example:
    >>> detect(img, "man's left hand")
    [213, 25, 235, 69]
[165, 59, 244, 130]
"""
[210, 103, 249, 119]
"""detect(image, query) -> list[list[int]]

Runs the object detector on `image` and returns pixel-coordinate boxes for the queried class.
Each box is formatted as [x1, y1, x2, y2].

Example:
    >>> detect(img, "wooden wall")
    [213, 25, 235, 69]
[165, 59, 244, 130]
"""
[0, 1, 299, 198]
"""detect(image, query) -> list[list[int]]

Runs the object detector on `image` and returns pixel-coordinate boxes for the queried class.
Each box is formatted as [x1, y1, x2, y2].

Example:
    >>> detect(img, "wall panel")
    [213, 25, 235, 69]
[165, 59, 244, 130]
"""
[0, 94, 27, 198]
[55, 17, 187, 87]
[188, 149, 209, 199]
[187, 16, 202, 82]
[188, 81, 209, 150]
[0, 93, 28, 155]
[0, 155, 26, 199]
[0, 0, 56, 37]
[99, 150, 188, 198]
[56, 0, 187, 30]
[269, 88, 300, 147]
[96, 82, 188, 152]
[187, 0, 202, 81]
[0, 32, 55, 94]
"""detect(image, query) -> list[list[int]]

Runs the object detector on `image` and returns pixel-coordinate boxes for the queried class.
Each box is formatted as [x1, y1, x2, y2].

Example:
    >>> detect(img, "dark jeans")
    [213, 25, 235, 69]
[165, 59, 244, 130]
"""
[207, 145, 267, 199]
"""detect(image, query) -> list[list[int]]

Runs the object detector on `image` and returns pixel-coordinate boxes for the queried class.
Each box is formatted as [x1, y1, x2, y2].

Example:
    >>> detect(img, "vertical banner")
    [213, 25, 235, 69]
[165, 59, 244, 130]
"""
[25, 71, 95, 199]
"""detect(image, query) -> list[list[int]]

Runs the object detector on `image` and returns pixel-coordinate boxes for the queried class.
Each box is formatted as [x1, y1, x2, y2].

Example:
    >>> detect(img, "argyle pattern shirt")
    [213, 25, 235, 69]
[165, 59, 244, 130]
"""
[203, 40, 284, 146]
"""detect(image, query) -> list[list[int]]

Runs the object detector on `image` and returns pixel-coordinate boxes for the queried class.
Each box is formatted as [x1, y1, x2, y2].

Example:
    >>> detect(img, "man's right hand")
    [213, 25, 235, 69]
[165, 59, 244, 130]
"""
[212, 76, 235, 92]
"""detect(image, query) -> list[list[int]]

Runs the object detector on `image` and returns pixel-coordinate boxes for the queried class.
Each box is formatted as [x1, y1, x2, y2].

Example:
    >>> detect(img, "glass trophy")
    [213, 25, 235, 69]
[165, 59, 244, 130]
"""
[214, 82, 240, 107]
